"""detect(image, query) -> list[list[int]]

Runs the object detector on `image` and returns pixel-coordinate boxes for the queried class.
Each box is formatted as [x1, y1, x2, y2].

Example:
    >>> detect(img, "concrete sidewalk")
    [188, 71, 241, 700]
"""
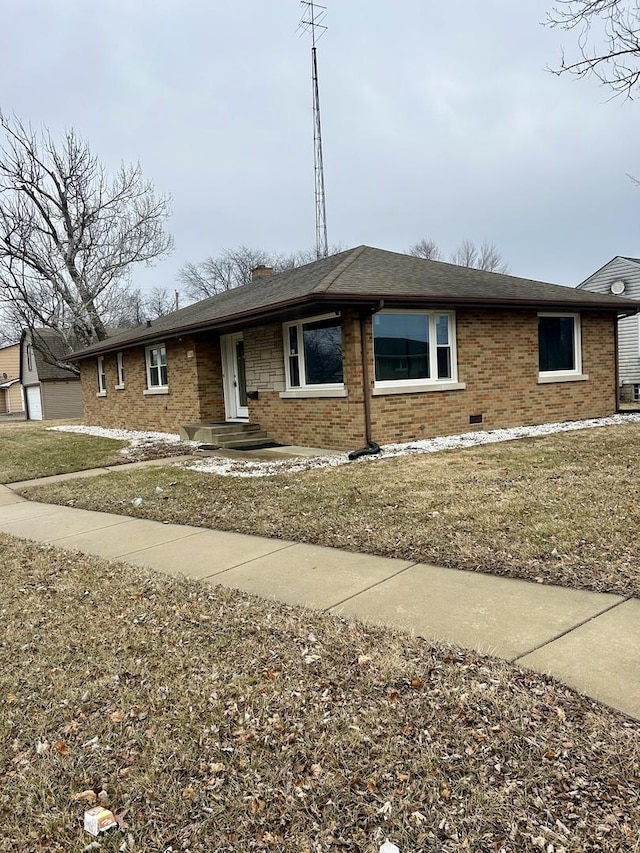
[1, 482, 638, 721]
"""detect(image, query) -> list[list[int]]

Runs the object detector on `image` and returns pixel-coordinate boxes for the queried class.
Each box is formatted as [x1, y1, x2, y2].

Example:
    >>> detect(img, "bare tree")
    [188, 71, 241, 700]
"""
[179, 246, 275, 300]
[179, 244, 344, 301]
[144, 287, 180, 318]
[450, 238, 480, 268]
[546, 1, 640, 97]
[408, 238, 442, 261]
[103, 285, 183, 330]
[409, 237, 509, 273]
[0, 112, 173, 358]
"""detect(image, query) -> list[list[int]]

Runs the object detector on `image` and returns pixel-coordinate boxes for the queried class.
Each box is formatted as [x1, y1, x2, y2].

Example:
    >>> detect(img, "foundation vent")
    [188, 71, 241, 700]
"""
[469, 413, 483, 425]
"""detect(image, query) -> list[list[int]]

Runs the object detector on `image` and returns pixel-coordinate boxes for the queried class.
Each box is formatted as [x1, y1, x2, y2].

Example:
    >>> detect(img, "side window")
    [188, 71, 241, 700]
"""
[538, 314, 581, 379]
[97, 356, 107, 394]
[116, 352, 125, 388]
[145, 344, 168, 389]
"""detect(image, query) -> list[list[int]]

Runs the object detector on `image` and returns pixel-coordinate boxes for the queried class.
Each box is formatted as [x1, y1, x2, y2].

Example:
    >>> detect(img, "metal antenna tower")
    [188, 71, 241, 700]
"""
[298, 1, 329, 259]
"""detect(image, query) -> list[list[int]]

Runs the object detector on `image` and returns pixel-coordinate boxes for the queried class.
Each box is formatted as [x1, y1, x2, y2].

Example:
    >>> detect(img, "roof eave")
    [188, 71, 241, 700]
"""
[67, 291, 638, 362]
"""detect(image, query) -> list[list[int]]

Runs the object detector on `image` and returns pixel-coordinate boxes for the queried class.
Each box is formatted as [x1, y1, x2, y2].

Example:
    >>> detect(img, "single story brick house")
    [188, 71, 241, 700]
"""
[68, 246, 639, 450]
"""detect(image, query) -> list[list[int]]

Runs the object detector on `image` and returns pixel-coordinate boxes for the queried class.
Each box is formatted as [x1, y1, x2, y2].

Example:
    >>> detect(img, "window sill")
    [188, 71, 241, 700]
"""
[537, 373, 589, 384]
[279, 388, 347, 399]
[114, 384, 125, 391]
[372, 381, 466, 396]
[143, 387, 169, 396]
[96, 391, 107, 398]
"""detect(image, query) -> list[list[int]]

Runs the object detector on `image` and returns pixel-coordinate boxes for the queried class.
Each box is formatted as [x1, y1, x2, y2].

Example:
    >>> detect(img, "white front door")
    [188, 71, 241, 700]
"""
[222, 333, 249, 420]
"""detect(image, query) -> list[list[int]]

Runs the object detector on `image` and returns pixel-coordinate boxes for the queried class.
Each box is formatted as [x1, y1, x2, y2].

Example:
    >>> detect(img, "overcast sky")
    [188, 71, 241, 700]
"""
[3, 0, 640, 292]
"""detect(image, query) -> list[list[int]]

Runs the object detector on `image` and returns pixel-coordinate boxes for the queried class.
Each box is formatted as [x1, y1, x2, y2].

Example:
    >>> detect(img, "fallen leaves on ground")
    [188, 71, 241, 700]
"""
[1, 535, 638, 851]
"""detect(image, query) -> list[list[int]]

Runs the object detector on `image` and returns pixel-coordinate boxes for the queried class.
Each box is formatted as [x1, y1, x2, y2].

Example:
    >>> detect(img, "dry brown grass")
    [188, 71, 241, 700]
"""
[1, 534, 638, 852]
[22, 423, 640, 599]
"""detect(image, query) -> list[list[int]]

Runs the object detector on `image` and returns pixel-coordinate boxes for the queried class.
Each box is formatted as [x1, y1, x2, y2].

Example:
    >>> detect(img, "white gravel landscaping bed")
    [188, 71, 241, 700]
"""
[48, 413, 640, 478]
[47, 424, 198, 458]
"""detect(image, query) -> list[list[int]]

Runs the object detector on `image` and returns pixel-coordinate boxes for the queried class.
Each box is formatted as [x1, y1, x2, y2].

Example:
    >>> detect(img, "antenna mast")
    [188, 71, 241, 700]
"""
[299, 1, 329, 259]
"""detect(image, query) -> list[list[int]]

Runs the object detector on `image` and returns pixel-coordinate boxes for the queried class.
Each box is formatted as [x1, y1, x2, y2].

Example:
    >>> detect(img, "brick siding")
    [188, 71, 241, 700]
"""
[82, 335, 224, 433]
[81, 309, 616, 448]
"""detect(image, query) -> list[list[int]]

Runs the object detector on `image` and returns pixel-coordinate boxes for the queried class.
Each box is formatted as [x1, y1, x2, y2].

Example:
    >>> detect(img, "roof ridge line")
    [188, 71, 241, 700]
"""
[311, 245, 367, 293]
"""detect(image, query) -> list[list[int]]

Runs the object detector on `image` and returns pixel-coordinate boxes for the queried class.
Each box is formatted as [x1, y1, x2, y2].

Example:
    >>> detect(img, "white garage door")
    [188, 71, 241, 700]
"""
[26, 386, 43, 420]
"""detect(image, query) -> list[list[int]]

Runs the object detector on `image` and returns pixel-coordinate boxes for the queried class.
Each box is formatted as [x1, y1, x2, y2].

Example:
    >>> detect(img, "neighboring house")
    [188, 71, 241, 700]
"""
[67, 246, 639, 450]
[0, 342, 25, 417]
[578, 256, 640, 402]
[20, 328, 83, 421]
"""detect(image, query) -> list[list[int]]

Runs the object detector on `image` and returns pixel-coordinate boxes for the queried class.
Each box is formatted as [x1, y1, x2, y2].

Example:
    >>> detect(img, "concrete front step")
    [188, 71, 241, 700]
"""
[221, 436, 278, 451]
[180, 421, 269, 447]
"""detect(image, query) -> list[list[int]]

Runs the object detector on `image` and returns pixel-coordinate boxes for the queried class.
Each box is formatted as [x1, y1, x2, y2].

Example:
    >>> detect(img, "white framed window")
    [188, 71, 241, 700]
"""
[145, 343, 168, 392]
[115, 351, 125, 389]
[97, 356, 107, 396]
[283, 313, 344, 391]
[372, 310, 459, 390]
[538, 313, 584, 382]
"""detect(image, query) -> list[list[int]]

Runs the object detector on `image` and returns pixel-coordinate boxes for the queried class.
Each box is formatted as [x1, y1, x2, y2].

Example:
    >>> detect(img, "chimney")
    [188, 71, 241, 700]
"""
[252, 264, 273, 281]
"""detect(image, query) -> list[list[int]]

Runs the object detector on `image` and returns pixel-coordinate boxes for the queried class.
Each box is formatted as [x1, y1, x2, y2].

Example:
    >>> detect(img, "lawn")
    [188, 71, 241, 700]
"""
[21, 422, 640, 599]
[0, 421, 127, 483]
[1, 534, 638, 852]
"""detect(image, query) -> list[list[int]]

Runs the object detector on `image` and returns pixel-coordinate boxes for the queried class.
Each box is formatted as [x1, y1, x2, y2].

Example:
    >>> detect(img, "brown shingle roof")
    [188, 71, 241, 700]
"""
[68, 246, 640, 361]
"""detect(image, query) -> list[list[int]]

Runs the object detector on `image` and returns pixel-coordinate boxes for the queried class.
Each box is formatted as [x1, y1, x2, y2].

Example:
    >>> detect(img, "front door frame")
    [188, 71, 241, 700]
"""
[221, 333, 249, 421]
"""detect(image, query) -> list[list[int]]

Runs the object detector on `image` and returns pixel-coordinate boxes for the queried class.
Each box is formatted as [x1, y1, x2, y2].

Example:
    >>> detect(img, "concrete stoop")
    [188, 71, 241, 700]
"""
[179, 421, 276, 450]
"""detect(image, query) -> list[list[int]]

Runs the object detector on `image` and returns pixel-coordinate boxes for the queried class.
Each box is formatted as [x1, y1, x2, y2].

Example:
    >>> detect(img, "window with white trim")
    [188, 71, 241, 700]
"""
[373, 311, 457, 386]
[538, 313, 582, 379]
[145, 344, 168, 390]
[116, 351, 125, 388]
[283, 314, 344, 390]
[97, 356, 107, 395]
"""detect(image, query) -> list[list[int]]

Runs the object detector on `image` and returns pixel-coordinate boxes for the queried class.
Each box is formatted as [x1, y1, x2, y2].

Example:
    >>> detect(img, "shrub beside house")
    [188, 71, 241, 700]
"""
[66, 246, 639, 450]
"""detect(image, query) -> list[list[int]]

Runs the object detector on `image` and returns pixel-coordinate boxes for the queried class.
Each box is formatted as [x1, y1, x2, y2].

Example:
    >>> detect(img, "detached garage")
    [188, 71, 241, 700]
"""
[21, 329, 83, 421]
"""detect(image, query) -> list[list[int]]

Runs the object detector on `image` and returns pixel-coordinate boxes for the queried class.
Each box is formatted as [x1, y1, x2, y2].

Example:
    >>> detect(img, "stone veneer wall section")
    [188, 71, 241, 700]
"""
[81, 335, 224, 433]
